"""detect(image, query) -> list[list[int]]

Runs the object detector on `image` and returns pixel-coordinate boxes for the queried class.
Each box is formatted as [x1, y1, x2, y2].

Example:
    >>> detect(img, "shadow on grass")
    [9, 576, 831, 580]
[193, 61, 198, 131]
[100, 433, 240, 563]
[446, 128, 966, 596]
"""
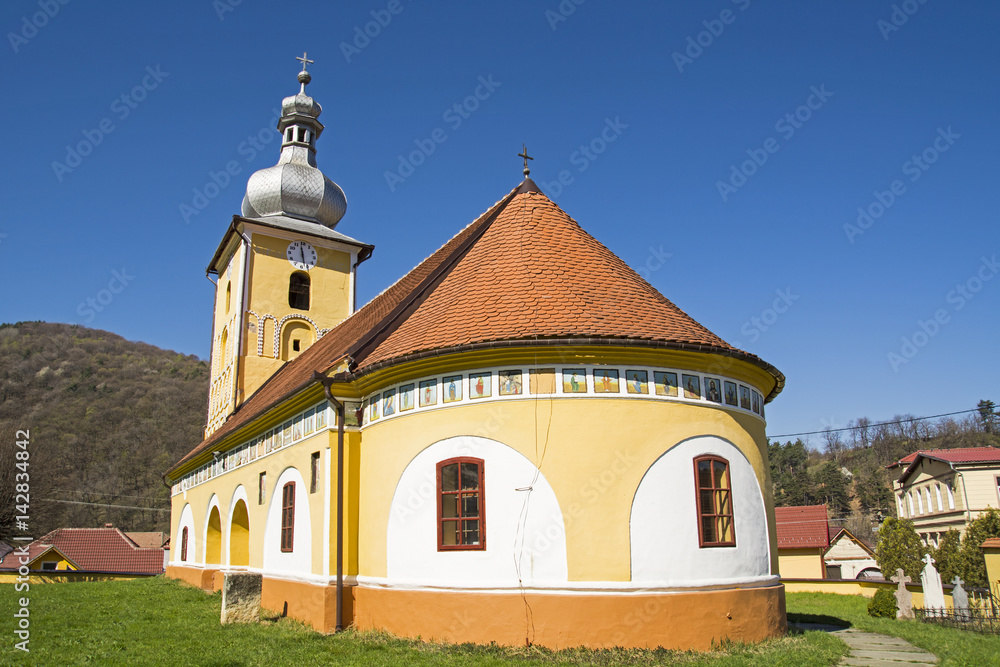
[787, 613, 852, 634]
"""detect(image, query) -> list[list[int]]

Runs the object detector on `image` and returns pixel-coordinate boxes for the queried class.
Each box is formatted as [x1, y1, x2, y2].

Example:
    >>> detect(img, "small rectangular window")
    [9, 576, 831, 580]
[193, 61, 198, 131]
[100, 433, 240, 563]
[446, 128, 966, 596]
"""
[437, 458, 485, 551]
[310, 452, 321, 494]
[281, 482, 295, 552]
[258, 472, 266, 505]
[694, 456, 735, 547]
[41, 562, 57, 571]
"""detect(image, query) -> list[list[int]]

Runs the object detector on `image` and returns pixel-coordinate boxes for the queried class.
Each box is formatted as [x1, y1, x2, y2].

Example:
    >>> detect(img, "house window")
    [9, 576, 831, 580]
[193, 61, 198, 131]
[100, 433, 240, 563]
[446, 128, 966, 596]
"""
[925, 487, 934, 513]
[225, 281, 231, 312]
[936, 484, 944, 512]
[288, 272, 310, 310]
[947, 483, 956, 509]
[437, 458, 485, 550]
[310, 452, 320, 494]
[181, 526, 189, 561]
[258, 472, 266, 505]
[280, 482, 295, 552]
[916, 489, 924, 514]
[41, 562, 57, 571]
[907, 491, 915, 516]
[694, 456, 736, 547]
[897, 494, 905, 518]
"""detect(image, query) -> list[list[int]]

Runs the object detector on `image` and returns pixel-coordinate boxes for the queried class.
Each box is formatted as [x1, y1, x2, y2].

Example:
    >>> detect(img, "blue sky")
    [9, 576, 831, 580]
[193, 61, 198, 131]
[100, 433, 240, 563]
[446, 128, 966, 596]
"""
[1, 0, 997, 444]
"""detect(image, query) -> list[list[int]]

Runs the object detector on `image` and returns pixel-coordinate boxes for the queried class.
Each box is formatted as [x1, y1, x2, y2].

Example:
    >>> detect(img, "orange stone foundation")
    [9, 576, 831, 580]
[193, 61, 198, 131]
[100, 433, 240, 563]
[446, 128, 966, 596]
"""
[354, 583, 786, 650]
[166, 566, 785, 650]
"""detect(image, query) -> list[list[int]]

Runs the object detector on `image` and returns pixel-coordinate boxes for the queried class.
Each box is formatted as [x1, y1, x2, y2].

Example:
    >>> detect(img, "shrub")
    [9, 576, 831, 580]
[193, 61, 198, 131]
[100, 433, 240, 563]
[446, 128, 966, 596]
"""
[868, 588, 897, 619]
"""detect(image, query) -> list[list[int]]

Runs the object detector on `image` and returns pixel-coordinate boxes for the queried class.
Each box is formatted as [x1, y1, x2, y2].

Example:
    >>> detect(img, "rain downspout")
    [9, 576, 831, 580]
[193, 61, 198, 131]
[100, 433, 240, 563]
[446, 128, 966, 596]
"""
[313, 371, 345, 632]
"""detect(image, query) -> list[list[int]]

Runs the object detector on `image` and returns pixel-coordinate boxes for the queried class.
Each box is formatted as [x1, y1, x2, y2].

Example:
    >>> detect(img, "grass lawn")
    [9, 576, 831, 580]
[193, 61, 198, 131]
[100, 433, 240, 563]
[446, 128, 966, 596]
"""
[786, 591, 1000, 666]
[0, 577, 849, 666]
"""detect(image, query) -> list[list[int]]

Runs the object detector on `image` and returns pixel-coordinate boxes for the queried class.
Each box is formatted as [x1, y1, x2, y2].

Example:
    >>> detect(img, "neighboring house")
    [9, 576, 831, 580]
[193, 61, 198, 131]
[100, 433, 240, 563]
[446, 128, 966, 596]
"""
[824, 528, 879, 580]
[775, 505, 830, 579]
[886, 447, 1000, 547]
[125, 532, 168, 549]
[161, 62, 788, 651]
[0, 527, 165, 581]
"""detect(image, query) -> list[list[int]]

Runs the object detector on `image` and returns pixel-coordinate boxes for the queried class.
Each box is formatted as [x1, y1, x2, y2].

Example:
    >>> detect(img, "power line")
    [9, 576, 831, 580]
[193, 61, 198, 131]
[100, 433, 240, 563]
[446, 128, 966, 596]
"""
[39, 498, 170, 513]
[769, 408, 982, 439]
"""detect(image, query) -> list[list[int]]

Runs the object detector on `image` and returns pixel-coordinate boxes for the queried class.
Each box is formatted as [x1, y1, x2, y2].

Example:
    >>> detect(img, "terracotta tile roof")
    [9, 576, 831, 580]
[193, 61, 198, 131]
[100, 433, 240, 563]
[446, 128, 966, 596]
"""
[774, 505, 830, 549]
[167, 179, 783, 476]
[981, 537, 1000, 549]
[0, 528, 164, 574]
[892, 447, 1000, 484]
[125, 532, 167, 549]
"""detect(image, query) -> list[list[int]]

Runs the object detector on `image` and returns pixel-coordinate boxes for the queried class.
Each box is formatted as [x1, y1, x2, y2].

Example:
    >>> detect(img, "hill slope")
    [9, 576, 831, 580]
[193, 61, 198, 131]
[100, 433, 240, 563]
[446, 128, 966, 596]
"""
[0, 322, 208, 538]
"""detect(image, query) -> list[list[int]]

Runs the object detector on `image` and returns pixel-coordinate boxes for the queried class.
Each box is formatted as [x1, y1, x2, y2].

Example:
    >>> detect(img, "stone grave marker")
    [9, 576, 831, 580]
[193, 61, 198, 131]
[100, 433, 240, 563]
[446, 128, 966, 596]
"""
[891, 567, 914, 619]
[221, 571, 262, 624]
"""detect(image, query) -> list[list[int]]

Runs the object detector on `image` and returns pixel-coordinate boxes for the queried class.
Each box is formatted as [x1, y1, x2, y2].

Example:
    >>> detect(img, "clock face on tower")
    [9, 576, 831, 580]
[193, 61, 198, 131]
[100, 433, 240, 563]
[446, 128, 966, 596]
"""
[286, 241, 317, 270]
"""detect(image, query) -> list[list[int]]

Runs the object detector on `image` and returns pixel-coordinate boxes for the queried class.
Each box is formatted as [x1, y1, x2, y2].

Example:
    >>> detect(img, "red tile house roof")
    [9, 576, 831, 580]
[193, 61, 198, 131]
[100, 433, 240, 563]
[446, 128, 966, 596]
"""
[167, 179, 785, 477]
[774, 505, 830, 549]
[0, 528, 165, 575]
[888, 447, 1000, 483]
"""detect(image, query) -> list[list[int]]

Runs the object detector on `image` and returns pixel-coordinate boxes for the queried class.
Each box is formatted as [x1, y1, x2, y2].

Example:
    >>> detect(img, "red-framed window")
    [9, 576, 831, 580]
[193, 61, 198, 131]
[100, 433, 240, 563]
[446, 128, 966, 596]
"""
[280, 482, 295, 552]
[180, 527, 188, 561]
[437, 457, 485, 551]
[694, 456, 736, 547]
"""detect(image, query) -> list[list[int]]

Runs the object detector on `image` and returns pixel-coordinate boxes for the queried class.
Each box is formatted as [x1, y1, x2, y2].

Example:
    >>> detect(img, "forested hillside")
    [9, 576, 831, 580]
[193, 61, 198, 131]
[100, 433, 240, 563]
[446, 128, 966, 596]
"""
[0, 322, 208, 539]
[769, 403, 1000, 544]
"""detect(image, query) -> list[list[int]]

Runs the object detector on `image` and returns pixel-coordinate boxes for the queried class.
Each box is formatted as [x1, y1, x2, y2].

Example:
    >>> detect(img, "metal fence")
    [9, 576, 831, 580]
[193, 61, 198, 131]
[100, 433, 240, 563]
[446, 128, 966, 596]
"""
[915, 588, 1000, 634]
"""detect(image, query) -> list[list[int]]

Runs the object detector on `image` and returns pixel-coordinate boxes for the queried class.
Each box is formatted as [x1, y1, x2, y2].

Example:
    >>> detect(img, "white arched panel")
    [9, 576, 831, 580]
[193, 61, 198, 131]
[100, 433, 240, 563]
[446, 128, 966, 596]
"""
[387, 436, 567, 587]
[175, 503, 195, 565]
[262, 467, 312, 576]
[630, 436, 770, 586]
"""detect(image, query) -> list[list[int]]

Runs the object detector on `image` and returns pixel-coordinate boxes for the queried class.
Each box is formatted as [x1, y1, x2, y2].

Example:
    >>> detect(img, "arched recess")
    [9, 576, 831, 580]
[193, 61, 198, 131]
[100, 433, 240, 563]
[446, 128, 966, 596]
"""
[629, 435, 771, 587]
[175, 503, 195, 565]
[280, 320, 313, 361]
[262, 467, 312, 575]
[205, 496, 223, 565]
[228, 485, 250, 567]
[386, 436, 567, 587]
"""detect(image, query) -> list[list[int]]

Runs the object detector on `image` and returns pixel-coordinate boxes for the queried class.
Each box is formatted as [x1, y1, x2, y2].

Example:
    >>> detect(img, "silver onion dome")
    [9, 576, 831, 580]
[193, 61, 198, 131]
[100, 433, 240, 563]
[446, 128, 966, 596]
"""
[241, 59, 347, 229]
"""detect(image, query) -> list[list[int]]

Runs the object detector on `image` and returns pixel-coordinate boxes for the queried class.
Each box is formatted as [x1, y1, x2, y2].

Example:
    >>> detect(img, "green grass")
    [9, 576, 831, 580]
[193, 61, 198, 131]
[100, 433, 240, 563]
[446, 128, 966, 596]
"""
[787, 591, 1000, 666]
[0, 577, 847, 666]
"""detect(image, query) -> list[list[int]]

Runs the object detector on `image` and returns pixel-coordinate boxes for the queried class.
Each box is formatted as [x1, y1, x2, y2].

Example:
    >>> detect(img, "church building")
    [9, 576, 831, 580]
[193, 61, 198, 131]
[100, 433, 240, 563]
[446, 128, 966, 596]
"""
[165, 58, 787, 650]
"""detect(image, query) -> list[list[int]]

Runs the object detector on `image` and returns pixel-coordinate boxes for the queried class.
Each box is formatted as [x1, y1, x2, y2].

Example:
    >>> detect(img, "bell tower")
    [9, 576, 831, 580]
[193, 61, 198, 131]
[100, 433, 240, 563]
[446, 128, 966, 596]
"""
[203, 54, 373, 437]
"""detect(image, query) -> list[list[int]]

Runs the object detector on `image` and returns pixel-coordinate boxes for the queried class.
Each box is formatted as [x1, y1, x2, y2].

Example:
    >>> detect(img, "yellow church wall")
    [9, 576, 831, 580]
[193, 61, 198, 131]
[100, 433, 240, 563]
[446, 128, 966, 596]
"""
[169, 427, 342, 578]
[777, 549, 825, 579]
[982, 544, 1000, 596]
[355, 348, 776, 582]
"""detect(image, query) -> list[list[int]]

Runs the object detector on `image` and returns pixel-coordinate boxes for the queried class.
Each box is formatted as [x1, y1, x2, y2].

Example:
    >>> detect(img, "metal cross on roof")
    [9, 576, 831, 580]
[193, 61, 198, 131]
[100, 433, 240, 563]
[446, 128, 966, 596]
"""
[517, 144, 533, 177]
[296, 52, 314, 71]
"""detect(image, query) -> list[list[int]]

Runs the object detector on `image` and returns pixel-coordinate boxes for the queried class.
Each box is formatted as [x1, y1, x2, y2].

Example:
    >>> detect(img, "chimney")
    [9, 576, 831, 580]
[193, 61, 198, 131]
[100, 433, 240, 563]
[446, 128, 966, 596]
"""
[104, 523, 114, 528]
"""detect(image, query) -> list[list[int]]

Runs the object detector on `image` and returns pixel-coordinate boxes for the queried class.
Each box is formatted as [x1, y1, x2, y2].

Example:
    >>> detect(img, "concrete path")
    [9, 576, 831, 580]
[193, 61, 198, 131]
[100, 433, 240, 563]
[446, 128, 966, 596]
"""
[831, 628, 937, 666]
